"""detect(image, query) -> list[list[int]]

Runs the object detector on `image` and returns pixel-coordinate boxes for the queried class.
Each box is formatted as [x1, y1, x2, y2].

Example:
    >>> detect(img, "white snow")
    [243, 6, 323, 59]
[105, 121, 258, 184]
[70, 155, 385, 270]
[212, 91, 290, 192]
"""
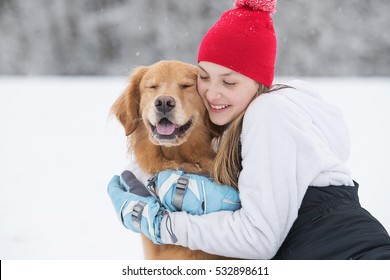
[0, 76, 389, 259]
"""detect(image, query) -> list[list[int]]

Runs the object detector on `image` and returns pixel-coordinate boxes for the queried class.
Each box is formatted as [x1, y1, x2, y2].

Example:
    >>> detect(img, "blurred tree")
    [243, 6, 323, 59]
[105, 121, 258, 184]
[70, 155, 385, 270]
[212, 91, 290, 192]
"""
[0, 0, 389, 76]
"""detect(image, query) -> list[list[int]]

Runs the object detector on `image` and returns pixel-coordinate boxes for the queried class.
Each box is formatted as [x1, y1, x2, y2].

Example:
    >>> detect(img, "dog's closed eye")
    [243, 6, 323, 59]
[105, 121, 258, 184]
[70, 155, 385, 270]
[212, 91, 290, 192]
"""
[179, 84, 195, 89]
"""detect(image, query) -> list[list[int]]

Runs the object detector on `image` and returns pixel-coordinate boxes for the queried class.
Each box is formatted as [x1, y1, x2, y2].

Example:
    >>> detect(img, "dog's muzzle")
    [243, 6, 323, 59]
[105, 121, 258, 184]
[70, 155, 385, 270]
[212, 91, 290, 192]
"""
[151, 118, 192, 140]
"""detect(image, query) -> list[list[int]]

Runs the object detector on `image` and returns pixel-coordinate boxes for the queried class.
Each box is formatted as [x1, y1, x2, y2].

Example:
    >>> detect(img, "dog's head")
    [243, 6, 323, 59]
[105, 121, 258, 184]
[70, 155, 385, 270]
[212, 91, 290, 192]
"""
[112, 60, 212, 147]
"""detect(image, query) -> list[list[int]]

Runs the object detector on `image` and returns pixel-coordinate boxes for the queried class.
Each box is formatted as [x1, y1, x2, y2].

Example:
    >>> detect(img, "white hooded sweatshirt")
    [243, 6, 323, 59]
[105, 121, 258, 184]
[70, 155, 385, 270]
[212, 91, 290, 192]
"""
[159, 80, 354, 259]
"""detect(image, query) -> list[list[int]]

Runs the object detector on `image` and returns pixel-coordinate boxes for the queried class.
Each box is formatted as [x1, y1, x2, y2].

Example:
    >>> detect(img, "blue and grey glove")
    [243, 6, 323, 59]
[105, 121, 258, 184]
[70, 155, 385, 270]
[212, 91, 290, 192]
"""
[154, 170, 241, 215]
[107, 170, 167, 244]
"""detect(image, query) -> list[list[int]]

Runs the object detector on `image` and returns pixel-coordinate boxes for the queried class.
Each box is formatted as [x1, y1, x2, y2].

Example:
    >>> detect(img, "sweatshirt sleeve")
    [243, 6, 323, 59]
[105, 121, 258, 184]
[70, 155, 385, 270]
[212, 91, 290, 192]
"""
[160, 86, 353, 259]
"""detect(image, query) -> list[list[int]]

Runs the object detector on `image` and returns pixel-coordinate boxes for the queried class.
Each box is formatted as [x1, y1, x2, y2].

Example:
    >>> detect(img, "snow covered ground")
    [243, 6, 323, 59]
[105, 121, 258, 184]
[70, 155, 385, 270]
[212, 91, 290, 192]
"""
[0, 76, 389, 260]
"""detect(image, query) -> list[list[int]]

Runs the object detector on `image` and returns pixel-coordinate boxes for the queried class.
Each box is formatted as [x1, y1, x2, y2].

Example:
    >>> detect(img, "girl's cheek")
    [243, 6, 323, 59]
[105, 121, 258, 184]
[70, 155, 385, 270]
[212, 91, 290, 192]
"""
[197, 80, 206, 96]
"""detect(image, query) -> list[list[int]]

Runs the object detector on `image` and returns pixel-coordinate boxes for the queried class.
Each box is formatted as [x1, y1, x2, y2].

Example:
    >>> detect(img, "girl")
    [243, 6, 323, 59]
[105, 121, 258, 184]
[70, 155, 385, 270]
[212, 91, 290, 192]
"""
[108, 0, 390, 259]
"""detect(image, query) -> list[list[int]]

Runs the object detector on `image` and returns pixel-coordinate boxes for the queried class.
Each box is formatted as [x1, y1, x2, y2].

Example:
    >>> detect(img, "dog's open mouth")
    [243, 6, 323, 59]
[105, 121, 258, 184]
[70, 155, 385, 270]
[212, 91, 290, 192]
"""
[151, 118, 192, 140]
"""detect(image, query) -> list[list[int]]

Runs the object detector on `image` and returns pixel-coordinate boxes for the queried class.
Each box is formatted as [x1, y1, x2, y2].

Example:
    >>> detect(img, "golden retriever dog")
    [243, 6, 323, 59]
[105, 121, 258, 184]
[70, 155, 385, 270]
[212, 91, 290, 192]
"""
[111, 60, 227, 260]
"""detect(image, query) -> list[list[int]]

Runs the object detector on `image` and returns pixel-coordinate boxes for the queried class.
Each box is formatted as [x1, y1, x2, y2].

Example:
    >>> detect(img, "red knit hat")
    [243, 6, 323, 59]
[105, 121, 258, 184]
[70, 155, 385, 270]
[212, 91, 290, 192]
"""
[197, 0, 277, 87]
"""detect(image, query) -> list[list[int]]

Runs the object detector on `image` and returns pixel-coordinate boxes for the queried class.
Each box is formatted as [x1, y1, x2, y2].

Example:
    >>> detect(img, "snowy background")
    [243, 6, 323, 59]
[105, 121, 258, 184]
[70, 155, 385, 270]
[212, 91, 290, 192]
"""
[0, 0, 390, 260]
[0, 77, 389, 259]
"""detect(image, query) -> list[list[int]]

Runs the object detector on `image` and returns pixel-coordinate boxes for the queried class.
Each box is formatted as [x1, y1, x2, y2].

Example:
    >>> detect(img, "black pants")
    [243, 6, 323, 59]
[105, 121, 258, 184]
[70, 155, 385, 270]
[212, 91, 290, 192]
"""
[273, 182, 390, 259]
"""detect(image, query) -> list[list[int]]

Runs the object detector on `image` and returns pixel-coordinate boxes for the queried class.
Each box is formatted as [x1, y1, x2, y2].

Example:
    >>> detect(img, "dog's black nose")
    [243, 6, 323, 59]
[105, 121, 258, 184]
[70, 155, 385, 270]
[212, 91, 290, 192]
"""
[155, 96, 176, 113]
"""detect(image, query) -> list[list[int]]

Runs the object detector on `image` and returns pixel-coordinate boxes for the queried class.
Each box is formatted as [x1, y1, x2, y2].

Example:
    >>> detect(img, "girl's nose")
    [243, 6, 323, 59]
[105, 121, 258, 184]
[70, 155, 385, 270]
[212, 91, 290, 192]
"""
[205, 85, 222, 101]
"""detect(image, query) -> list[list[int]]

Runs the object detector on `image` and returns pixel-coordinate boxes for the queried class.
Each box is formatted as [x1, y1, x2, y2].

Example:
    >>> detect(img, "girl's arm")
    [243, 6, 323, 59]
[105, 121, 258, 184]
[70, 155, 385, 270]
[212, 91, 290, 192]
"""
[160, 82, 353, 259]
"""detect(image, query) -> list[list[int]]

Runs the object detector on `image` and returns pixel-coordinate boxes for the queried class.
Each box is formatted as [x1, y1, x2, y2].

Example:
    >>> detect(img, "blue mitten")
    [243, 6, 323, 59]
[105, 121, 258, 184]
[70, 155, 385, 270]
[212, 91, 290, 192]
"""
[107, 170, 166, 244]
[154, 170, 241, 215]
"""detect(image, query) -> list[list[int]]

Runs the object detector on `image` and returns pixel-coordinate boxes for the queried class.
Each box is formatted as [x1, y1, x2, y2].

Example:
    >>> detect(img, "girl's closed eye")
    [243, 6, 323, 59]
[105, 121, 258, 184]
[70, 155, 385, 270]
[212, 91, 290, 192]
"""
[199, 74, 209, 81]
[223, 80, 237, 86]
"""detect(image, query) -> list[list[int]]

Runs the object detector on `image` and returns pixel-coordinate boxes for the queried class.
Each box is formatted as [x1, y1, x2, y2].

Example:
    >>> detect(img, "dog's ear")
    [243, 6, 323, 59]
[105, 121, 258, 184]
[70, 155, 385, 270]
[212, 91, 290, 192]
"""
[111, 66, 149, 136]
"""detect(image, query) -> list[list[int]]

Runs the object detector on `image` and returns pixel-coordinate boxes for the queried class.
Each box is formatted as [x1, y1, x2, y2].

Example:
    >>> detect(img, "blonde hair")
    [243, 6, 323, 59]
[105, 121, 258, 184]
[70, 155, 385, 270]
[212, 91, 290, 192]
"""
[213, 84, 290, 188]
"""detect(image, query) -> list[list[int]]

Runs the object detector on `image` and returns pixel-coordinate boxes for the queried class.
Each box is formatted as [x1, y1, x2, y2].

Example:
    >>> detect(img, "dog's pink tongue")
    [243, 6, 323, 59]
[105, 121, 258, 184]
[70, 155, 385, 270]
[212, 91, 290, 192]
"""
[156, 122, 176, 135]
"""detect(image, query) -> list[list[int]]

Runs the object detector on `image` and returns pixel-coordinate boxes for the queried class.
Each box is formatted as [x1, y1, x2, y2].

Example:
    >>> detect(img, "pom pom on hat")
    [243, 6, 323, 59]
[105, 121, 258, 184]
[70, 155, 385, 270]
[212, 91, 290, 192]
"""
[234, 0, 277, 14]
[197, 0, 277, 87]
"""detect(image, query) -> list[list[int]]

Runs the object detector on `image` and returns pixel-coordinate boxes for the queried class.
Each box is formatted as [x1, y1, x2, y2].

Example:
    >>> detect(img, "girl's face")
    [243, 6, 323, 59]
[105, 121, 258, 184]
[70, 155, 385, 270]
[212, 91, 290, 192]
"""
[197, 61, 258, 126]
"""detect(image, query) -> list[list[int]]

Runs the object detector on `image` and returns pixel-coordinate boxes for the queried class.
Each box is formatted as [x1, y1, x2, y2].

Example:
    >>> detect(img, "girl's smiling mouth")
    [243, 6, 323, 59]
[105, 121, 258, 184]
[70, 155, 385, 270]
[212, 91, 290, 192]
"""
[209, 103, 230, 111]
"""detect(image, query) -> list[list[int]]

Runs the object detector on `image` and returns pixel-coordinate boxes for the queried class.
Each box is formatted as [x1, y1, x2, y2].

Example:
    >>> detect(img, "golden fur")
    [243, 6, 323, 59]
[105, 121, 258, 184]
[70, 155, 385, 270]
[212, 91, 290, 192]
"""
[111, 60, 226, 259]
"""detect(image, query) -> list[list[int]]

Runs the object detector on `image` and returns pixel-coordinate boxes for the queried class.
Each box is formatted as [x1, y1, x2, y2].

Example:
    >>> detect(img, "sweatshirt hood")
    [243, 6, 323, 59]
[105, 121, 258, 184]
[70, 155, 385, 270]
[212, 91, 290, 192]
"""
[281, 80, 351, 163]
